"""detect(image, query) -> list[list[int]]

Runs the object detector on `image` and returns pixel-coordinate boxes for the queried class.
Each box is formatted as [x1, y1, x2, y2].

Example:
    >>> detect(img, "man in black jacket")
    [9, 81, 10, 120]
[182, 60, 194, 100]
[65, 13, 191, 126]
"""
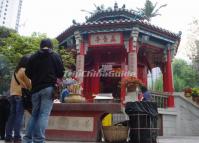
[23, 39, 65, 143]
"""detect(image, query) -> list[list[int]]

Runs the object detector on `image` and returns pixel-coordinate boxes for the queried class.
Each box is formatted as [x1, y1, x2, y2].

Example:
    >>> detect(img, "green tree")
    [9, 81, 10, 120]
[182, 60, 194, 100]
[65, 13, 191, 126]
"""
[153, 59, 199, 92]
[137, 0, 167, 22]
[0, 54, 12, 94]
[0, 26, 16, 39]
[173, 75, 186, 92]
[0, 27, 75, 94]
[154, 75, 163, 91]
[0, 30, 47, 67]
[172, 59, 199, 91]
[55, 47, 75, 69]
[186, 19, 199, 71]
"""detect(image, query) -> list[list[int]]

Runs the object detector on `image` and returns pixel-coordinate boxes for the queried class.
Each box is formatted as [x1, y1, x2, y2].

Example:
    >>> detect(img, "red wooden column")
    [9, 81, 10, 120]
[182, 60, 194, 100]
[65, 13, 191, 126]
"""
[163, 47, 174, 107]
[138, 65, 148, 86]
[120, 39, 129, 104]
[143, 66, 148, 86]
[92, 52, 100, 95]
[162, 69, 168, 91]
[128, 28, 139, 77]
[123, 28, 139, 103]
[120, 63, 127, 104]
[75, 31, 85, 95]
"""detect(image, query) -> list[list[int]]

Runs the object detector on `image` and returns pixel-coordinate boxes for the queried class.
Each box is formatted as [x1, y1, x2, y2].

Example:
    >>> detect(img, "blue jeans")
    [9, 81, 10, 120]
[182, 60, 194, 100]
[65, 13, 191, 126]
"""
[23, 86, 54, 143]
[5, 95, 24, 140]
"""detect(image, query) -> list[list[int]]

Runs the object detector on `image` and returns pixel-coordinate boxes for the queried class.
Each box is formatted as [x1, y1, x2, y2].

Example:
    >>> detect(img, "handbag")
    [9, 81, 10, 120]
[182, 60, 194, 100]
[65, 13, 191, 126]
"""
[53, 78, 63, 99]
[14, 72, 32, 110]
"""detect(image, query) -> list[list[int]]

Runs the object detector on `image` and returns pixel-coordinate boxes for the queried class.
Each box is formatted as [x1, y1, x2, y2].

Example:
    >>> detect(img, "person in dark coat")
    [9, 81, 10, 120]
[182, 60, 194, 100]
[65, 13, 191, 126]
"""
[0, 95, 10, 140]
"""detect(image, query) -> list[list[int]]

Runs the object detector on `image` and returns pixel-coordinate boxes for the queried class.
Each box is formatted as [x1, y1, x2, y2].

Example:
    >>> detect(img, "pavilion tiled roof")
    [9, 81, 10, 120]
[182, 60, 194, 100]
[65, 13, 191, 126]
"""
[56, 4, 181, 44]
[85, 8, 145, 22]
[57, 19, 181, 43]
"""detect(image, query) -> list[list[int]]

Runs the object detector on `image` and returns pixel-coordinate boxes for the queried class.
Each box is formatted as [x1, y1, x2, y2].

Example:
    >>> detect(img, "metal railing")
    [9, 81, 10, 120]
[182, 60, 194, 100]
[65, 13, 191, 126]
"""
[150, 91, 169, 108]
[92, 91, 170, 108]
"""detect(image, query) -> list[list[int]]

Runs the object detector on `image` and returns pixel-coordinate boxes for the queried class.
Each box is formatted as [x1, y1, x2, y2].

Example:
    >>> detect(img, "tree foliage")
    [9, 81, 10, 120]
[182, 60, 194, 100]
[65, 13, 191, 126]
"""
[0, 27, 75, 94]
[153, 75, 163, 91]
[186, 19, 199, 71]
[55, 47, 75, 69]
[172, 59, 199, 91]
[0, 26, 16, 39]
[153, 59, 199, 92]
[137, 0, 167, 22]
[0, 54, 12, 94]
[0, 30, 47, 67]
[173, 75, 186, 92]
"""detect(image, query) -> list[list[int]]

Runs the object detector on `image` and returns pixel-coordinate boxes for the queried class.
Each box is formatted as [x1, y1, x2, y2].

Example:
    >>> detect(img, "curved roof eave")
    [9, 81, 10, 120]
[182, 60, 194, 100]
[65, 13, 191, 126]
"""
[56, 19, 181, 44]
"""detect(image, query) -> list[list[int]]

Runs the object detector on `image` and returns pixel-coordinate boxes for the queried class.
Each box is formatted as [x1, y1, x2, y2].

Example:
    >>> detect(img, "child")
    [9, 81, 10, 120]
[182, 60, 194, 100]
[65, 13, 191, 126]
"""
[140, 86, 152, 101]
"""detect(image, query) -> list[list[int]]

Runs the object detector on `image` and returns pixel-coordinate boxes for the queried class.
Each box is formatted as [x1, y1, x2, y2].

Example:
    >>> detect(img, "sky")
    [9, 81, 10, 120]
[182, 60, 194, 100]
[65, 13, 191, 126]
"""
[19, 0, 199, 59]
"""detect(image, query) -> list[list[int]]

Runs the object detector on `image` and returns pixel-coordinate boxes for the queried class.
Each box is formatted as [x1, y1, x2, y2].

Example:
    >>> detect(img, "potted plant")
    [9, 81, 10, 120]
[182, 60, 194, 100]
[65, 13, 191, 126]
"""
[122, 76, 143, 92]
[121, 76, 143, 102]
[184, 88, 192, 97]
[191, 88, 199, 104]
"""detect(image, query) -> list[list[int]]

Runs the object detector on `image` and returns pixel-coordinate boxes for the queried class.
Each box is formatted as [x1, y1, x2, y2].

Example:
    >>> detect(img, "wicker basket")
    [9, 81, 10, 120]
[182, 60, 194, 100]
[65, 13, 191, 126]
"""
[102, 125, 129, 142]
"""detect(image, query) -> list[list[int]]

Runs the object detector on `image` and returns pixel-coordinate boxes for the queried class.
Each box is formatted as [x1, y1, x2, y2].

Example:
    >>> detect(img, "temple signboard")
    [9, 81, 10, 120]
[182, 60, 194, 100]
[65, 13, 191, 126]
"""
[89, 32, 123, 47]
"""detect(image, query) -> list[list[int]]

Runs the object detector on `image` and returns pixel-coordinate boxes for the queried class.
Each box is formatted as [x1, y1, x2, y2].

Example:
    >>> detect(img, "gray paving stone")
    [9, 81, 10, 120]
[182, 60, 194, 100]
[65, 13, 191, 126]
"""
[1, 136, 199, 143]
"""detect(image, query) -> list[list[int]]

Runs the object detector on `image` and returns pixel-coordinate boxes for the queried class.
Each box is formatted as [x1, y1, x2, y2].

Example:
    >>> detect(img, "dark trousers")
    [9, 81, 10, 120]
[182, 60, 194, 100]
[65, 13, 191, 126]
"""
[5, 96, 24, 140]
[0, 97, 10, 140]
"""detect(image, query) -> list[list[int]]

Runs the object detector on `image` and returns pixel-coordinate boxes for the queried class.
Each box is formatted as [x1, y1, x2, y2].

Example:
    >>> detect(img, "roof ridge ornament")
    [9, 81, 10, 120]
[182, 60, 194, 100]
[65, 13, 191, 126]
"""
[178, 31, 182, 37]
[83, 3, 146, 22]
[122, 4, 126, 9]
[114, 2, 118, 10]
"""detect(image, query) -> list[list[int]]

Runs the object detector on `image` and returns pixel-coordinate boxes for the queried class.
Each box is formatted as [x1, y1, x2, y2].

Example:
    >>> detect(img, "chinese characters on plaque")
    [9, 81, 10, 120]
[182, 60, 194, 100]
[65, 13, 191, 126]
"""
[89, 33, 122, 46]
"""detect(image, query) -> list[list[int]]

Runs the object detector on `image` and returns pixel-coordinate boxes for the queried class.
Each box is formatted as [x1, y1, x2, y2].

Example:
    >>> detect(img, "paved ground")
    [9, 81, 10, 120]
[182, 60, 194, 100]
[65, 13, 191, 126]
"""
[46, 136, 199, 143]
[1, 136, 199, 143]
[156, 136, 199, 143]
[0, 136, 199, 143]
